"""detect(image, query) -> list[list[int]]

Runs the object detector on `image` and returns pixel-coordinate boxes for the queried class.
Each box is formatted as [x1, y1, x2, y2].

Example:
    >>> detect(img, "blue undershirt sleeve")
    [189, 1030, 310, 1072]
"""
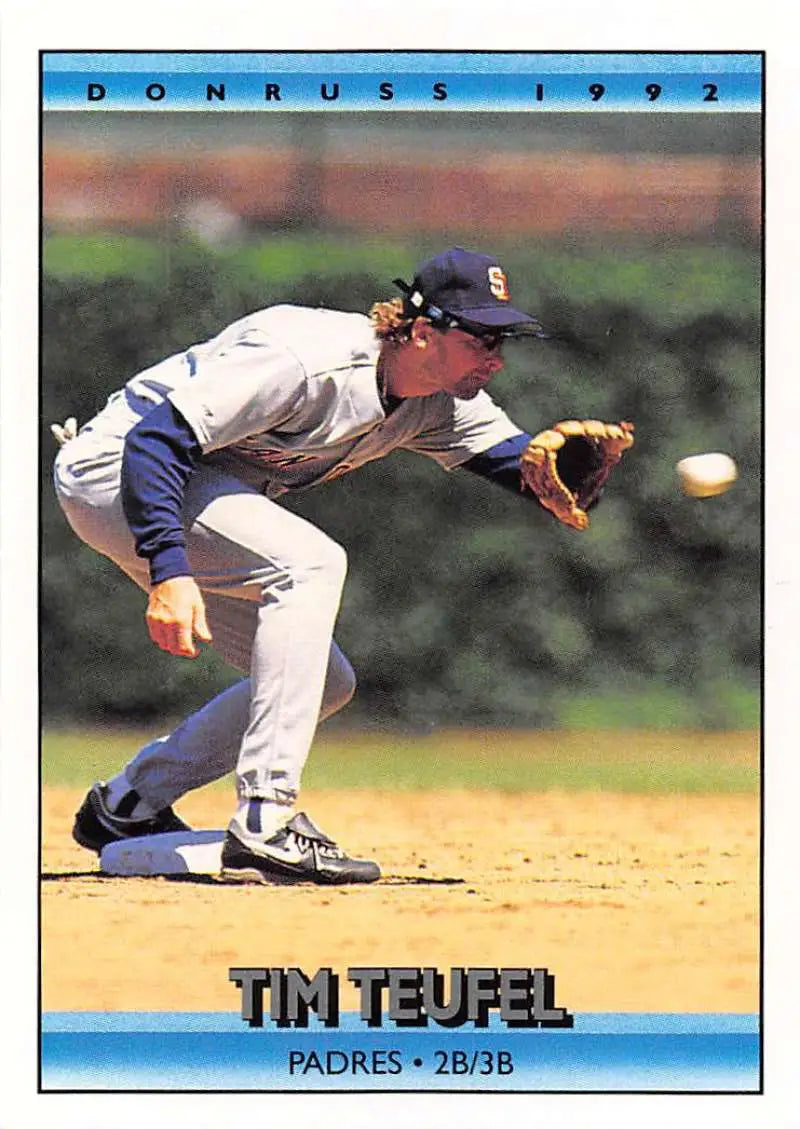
[460, 432, 533, 495]
[120, 399, 202, 586]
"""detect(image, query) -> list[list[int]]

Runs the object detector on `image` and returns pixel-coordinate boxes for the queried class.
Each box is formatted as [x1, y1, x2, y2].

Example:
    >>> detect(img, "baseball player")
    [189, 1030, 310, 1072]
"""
[53, 247, 633, 885]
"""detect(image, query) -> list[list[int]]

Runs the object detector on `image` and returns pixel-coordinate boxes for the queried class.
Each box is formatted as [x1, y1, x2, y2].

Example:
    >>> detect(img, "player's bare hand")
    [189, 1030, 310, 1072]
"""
[146, 576, 212, 658]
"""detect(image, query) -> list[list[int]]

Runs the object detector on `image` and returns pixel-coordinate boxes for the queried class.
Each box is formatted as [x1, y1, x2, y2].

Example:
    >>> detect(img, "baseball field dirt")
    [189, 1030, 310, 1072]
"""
[41, 784, 759, 1015]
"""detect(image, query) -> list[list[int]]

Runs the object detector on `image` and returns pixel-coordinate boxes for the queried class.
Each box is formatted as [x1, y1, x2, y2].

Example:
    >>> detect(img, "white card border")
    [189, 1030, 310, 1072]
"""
[2, 2, 795, 1126]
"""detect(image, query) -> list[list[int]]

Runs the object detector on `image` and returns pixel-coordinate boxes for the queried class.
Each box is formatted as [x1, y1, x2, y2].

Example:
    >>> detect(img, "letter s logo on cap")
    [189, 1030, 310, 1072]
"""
[488, 266, 510, 301]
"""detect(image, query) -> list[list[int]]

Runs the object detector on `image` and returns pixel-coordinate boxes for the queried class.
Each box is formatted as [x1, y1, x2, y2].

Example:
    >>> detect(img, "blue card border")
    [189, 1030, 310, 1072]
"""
[40, 1012, 761, 1093]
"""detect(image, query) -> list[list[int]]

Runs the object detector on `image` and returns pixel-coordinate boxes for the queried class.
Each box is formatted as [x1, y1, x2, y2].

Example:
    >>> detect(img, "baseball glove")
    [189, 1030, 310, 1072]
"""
[520, 419, 634, 530]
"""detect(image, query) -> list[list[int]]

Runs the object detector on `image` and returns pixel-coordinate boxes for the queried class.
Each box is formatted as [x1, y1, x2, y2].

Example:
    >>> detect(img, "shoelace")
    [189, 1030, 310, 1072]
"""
[288, 830, 344, 859]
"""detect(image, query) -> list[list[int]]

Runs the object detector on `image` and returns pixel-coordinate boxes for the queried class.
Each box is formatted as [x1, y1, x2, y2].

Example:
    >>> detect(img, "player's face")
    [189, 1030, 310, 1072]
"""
[429, 327, 505, 399]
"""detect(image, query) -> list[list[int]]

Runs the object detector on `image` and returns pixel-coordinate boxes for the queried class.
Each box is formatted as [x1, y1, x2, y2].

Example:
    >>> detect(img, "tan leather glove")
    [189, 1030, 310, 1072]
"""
[520, 419, 635, 530]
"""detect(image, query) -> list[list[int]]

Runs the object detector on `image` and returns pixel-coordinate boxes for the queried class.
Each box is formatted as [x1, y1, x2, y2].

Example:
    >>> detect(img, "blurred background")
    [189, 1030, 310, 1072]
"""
[41, 110, 761, 733]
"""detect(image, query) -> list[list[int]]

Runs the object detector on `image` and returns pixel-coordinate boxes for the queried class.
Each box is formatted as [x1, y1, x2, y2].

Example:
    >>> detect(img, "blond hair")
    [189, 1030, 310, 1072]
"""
[369, 297, 417, 342]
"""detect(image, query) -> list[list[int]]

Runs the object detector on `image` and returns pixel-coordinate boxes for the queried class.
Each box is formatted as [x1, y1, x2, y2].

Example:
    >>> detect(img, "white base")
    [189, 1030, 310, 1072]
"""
[100, 830, 225, 876]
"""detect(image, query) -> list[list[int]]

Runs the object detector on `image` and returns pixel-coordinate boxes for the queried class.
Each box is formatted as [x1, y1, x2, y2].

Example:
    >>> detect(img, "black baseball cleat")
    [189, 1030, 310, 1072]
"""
[220, 811, 381, 885]
[72, 781, 192, 854]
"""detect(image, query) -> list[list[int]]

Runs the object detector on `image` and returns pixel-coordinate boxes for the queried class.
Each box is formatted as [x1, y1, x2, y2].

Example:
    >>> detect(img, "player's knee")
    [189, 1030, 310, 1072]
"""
[327, 669, 357, 716]
[305, 535, 348, 589]
[335, 656, 357, 707]
[321, 653, 356, 720]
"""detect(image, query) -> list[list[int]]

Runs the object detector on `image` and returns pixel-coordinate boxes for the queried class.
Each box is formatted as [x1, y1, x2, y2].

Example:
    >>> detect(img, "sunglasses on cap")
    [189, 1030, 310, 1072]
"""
[392, 277, 542, 350]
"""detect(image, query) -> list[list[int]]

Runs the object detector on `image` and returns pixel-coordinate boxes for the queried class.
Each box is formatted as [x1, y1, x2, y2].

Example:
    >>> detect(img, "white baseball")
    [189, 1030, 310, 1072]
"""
[676, 452, 738, 498]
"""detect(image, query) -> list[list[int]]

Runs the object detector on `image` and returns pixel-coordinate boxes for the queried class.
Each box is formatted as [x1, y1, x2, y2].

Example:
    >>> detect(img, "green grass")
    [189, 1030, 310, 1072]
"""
[42, 728, 759, 794]
[42, 233, 759, 328]
[42, 234, 168, 280]
[41, 233, 428, 285]
[554, 684, 761, 730]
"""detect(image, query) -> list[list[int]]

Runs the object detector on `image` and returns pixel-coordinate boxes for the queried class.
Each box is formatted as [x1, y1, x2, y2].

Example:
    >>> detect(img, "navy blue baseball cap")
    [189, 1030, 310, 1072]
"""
[393, 246, 545, 337]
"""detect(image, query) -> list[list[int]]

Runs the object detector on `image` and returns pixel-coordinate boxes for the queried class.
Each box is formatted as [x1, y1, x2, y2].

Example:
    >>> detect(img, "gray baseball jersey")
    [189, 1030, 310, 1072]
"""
[89, 305, 523, 495]
[55, 303, 526, 823]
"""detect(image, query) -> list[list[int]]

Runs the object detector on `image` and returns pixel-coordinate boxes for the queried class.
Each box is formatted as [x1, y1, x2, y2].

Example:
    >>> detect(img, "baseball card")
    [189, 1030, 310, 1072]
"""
[1, 3, 796, 1126]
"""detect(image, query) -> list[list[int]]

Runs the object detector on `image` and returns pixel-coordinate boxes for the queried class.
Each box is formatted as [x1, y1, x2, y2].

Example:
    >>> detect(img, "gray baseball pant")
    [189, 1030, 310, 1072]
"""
[53, 434, 355, 810]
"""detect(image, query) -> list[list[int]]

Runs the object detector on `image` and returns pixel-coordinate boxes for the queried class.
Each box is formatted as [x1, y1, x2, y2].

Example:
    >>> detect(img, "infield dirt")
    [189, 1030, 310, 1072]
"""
[42, 786, 759, 1014]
